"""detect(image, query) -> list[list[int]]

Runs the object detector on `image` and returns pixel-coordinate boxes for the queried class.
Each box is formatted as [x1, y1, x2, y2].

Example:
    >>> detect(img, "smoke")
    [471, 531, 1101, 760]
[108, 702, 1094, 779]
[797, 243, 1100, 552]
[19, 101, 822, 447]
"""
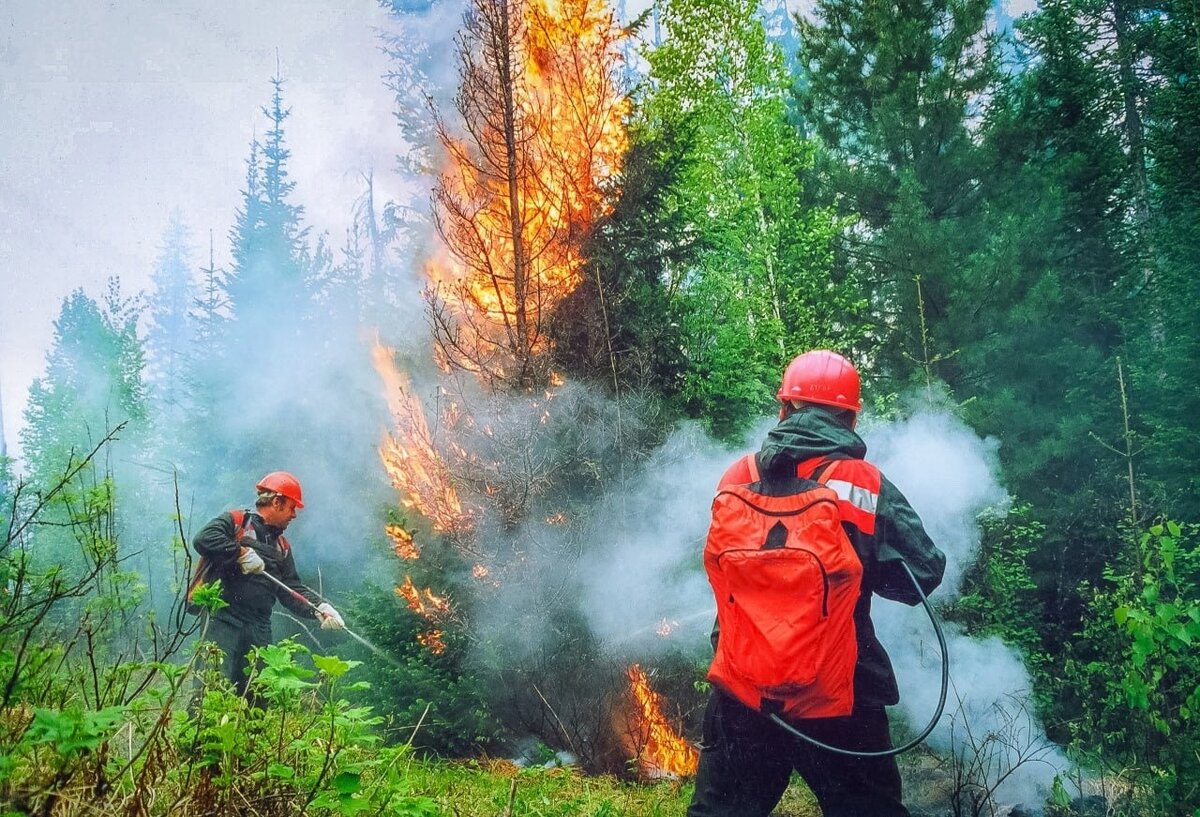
[577, 420, 750, 655]
[863, 406, 1068, 808]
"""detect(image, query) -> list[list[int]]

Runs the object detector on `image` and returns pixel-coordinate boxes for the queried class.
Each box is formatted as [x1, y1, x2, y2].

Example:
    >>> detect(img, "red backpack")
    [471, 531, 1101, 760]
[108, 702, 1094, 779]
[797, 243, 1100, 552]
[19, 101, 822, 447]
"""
[704, 455, 863, 720]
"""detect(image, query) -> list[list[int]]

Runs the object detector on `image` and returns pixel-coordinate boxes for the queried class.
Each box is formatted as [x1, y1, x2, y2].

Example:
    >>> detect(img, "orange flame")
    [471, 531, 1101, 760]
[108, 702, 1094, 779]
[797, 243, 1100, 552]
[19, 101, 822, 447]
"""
[655, 619, 678, 638]
[396, 575, 452, 618]
[417, 630, 447, 656]
[386, 524, 421, 560]
[372, 340, 470, 534]
[626, 664, 699, 778]
[428, 0, 628, 379]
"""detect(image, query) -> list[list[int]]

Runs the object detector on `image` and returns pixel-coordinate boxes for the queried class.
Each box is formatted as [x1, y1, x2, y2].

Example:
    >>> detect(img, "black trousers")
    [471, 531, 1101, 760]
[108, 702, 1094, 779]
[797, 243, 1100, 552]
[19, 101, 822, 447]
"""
[203, 611, 273, 698]
[687, 690, 909, 817]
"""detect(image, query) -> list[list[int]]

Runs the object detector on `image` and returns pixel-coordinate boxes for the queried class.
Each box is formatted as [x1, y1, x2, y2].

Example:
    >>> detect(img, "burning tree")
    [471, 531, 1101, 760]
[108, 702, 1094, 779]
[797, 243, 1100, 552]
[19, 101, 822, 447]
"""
[428, 0, 628, 391]
[370, 0, 708, 775]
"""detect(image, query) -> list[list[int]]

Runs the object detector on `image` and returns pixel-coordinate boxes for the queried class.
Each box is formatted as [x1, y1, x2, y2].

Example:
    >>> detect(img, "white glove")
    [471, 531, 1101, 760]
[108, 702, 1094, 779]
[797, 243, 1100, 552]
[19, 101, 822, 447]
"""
[237, 547, 265, 575]
[317, 602, 345, 630]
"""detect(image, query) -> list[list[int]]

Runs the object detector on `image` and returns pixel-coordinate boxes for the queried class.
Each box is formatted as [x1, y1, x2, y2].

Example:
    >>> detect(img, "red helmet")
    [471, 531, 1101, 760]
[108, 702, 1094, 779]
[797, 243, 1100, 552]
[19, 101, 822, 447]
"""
[256, 471, 304, 508]
[777, 350, 862, 412]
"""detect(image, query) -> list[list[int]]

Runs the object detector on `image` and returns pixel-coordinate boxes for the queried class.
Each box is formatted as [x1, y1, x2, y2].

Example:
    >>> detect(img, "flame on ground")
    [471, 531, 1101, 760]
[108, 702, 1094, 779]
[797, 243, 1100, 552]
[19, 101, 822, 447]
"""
[626, 664, 699, 778]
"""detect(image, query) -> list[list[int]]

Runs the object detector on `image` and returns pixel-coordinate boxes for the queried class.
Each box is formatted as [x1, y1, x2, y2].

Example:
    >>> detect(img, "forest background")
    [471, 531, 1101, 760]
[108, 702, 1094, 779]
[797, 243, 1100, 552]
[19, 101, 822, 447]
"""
[1, 0, 1197, 815]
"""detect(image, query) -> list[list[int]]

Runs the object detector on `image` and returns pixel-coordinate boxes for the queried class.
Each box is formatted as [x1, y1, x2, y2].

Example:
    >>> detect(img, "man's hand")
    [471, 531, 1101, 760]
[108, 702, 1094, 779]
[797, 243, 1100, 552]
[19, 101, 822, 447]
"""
[237, 547, 266, 575]
[317, 602, 345, 630]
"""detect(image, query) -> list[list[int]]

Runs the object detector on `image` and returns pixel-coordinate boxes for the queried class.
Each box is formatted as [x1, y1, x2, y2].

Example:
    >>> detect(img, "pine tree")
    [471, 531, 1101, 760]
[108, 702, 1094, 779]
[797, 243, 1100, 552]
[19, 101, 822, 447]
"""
[144, 213, 198, 424]
[20, 283, 147, 489]
[428, 0, 628, 391]
[795, 0, 999, 392]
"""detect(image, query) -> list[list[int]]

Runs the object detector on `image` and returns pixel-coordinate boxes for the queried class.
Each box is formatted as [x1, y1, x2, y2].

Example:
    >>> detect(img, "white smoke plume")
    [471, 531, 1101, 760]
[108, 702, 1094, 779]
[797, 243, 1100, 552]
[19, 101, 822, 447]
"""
[863, 408, 1067, 808]
[578, 420, 747, 654]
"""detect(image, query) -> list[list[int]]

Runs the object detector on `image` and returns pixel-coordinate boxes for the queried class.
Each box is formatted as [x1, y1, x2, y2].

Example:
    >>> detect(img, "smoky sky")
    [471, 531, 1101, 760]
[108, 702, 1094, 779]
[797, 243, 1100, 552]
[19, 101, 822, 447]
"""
[0, 0, 400, 462]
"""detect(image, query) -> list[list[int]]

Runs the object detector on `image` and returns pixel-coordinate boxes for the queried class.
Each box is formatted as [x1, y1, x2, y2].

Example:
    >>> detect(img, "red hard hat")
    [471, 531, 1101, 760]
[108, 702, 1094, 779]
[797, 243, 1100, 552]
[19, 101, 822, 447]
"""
[256, 471, 304, 508]
[777, 350, 862, 412]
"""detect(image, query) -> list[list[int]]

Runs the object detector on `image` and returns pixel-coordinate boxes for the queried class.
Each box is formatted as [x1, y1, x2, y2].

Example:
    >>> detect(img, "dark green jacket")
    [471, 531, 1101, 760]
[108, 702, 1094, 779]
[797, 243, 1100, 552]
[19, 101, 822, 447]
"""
[757, 406, 947, 708]
[192, 510, 320, 622]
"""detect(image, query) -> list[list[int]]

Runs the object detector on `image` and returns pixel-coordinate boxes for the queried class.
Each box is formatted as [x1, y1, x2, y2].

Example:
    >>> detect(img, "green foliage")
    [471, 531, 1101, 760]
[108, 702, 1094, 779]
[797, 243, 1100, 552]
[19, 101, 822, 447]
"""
[343, 583, 500, 757]
[947, 503, 1045, 661]
[634, 0, 857, 438]
[1065, 520, 1200, 815]
[19, 282, 147, 491]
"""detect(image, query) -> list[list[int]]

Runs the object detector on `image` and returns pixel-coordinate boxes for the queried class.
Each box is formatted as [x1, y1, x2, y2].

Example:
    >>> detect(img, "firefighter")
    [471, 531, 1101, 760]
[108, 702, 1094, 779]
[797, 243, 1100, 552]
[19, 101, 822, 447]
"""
[687, 350, 947, 817]
[192, 471, 344, 697]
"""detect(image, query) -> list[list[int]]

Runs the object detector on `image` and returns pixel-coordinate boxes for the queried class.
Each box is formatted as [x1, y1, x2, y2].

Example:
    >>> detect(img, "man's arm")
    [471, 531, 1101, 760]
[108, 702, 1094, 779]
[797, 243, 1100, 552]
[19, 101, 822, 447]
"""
[192, 513, 241, 570]
[873, 476, 947, 605]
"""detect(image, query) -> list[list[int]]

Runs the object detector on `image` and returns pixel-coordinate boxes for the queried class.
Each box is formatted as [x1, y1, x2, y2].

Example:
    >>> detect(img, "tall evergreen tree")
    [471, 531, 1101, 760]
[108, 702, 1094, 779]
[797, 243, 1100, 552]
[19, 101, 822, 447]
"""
[20, 282, 147, 489]
[795, 0, 999, 392]
[1125, 0, 1200, 511]
[144, 213, 198, 425]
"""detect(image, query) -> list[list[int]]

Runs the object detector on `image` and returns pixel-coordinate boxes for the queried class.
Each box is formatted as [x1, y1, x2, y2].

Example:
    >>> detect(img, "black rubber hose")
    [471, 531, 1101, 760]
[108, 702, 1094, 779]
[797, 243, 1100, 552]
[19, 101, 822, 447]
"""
[768, 559, 949, 758]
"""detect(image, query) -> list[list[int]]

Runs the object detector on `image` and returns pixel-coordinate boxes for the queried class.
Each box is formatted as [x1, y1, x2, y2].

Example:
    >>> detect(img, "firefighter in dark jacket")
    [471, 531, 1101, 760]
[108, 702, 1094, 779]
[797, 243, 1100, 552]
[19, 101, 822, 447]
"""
[687, 350, 947, 817]
[192, 471, 344, 696]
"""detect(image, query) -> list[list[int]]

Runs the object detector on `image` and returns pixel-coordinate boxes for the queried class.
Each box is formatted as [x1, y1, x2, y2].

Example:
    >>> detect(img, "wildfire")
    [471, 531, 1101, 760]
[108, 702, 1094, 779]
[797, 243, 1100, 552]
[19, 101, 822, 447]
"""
[372, 340, 470, 534]
[396, 575, 452, 617]
[472, 563, 490, 579]
[386, 524, 420, 560]
[427, 0, 628, 383]
[417, 630, 447, 656]
[395, 576, 452, 657]
[626, 664, 699, 778]
[655, 619, 679, 638]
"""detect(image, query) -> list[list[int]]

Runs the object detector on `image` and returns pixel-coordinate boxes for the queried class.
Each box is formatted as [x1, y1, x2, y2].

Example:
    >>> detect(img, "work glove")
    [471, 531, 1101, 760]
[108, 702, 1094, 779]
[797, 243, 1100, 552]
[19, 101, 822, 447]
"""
[237, 547, 265, 575]
[317, 602, 345, 630]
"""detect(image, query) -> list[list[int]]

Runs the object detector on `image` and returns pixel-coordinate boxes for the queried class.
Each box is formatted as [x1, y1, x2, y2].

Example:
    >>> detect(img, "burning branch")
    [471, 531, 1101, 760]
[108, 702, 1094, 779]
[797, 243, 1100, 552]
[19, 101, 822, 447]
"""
[428, 0, 628, 391]
[372, 340, 471, 534]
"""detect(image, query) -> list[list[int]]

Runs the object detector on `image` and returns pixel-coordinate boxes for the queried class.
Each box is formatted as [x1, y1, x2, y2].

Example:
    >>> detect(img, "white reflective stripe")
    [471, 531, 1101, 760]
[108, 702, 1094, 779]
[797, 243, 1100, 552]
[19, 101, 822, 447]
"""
[824, 479, 878, 514]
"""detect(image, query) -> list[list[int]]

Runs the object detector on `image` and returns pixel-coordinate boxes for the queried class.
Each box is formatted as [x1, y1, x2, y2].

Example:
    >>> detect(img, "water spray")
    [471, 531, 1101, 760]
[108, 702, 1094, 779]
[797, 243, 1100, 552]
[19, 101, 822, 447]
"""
[613, 608, 716, 645]
[258, 571, 407, 671]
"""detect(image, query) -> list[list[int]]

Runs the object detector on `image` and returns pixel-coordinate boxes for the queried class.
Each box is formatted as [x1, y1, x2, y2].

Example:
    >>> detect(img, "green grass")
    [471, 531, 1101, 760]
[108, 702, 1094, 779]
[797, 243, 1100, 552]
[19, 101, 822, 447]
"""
[390, 758, 821, 816]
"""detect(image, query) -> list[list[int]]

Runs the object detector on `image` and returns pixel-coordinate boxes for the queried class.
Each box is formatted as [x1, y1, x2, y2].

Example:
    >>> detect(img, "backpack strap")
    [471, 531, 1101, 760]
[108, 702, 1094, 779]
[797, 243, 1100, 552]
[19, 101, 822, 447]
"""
[744, 453, 760, 483]
[798, 456, 880, 535]
[230, 509, 247, 537]
[796, 455, 841, 484]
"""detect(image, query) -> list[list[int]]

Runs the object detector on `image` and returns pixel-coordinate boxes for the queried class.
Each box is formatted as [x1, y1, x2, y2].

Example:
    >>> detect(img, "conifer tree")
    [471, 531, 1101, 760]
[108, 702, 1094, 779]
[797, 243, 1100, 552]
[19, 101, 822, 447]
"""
[144, 213, 198, 424]
[428, 0, 627, 391]
[20, 283, 147, 489]
[795, 0, 999, 391]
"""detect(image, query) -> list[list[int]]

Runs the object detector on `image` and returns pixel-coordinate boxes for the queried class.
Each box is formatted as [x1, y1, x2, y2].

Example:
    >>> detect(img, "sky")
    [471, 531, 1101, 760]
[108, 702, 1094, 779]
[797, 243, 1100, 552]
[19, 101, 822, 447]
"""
[0, 0, 402, 464]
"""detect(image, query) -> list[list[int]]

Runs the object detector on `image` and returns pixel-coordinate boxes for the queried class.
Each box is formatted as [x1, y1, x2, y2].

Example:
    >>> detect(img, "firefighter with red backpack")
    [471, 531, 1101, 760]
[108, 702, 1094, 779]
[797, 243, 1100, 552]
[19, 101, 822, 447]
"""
[190, 471, 344, 697]
[687, 350, 947, 817]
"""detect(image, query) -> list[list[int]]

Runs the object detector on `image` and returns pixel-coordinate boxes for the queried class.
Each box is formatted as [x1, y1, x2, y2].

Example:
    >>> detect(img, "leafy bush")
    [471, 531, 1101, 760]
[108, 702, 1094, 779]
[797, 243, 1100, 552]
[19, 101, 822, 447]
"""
[1064, 520, 1200, 815]
[342, 583, 500, 757]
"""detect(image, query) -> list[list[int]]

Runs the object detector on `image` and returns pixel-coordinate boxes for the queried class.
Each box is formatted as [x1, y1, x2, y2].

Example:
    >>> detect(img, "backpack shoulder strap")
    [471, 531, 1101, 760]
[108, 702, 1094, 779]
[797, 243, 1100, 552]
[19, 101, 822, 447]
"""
[744, 453, 760, 483]
[796, 453, 848, 484]
[229, 509, 255, 540]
